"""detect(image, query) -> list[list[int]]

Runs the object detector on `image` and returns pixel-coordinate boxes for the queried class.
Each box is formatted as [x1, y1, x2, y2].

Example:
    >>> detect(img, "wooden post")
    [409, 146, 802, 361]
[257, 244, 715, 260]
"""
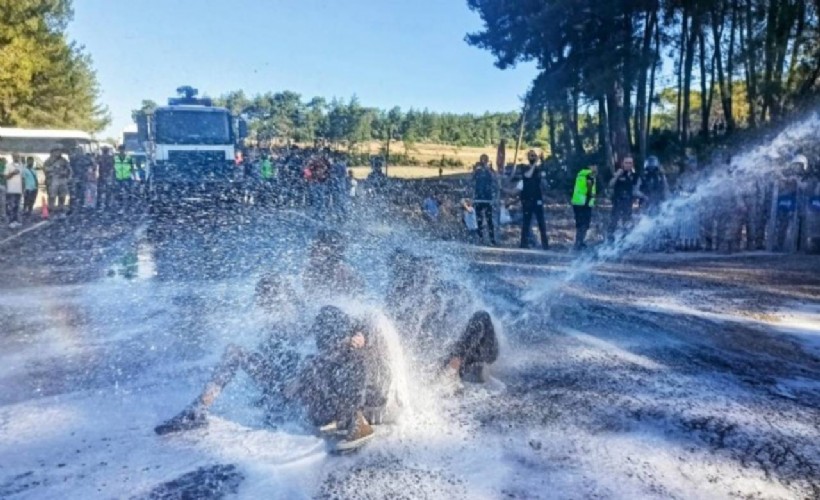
[512, 102, 527, 166]
[385, 125, 392, 177]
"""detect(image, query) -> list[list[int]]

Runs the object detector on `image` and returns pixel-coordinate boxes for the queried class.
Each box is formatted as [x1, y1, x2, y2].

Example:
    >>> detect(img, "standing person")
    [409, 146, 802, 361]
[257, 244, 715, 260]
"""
[571, 165, 598, 250]
[607, 155, 637, 242]
[635, 155, 671, 251]
[22, 157, 38, 217]
[635, 156, 668, 214]
[113, 145, 134, 212]
[306, 153, 330, 218]
[43, 148, 72, 218]
[0, 157, 7, 225]
[83, 157, 98, 209]
[68, 148, 91, 215]
[4, 155, 23, 228]
[259, 151, 275, 206]
[348, 170, 358, 199]
[97, 146, 115, 210]
[519, 150, 549, 250]
[473, 154, 497, 246]
[330, 156, 349, 218]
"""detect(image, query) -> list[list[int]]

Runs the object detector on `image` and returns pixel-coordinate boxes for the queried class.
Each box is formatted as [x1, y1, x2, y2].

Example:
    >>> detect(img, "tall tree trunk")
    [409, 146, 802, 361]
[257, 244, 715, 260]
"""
[761, 0, 779, 121]
[635, 10, 655, 162]
[608, 82, 630, 168]
[571, 91, 583, 157]
[784, 0, 807, 101]
[711, 0, 732, 131]
[598, 96, 613, 173]
[676, 8, 689, 137]
[699, 28, 709, 140]
[742, 0, 759, 127]
[547, 104, 557, 157]
[726, 0, 738, 131]
[646, 24, 660, 146]
[682, 9, 700, 145]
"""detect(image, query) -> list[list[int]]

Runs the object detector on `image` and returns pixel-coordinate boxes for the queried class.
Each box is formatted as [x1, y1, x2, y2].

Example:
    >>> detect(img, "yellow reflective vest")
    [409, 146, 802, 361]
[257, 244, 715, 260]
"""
[114, 155, 132, 181]
[571, 168, 597, 206]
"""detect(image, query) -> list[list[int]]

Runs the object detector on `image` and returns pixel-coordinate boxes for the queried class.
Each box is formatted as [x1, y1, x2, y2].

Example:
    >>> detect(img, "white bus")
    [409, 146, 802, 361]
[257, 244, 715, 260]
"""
[0, 127, 96, 166]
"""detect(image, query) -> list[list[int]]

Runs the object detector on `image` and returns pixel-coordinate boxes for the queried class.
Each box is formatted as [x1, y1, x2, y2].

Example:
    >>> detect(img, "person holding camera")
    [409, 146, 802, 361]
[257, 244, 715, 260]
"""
[519, 150, 549, 250]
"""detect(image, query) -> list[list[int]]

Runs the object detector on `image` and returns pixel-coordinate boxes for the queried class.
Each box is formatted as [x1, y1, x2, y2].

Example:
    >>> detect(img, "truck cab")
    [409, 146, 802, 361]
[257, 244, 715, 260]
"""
[136, 88, 247, 200]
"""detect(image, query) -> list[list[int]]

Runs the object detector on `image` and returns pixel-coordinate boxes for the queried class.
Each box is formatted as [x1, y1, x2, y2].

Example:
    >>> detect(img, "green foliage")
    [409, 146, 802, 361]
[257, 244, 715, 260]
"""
[466, 0, 820, 166]
[213, 90, 523, 149]
[0, 0, 109, 131]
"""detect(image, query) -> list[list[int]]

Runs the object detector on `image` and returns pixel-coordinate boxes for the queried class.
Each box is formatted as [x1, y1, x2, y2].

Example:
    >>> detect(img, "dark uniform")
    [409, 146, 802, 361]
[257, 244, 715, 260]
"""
[608, 169, 637, 240]
[519, 165, 549, 249]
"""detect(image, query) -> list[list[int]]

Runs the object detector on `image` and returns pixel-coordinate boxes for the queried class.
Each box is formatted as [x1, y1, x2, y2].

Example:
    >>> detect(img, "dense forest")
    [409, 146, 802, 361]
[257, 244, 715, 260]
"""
[466, 0, 820, 170]
[208, 91, 524, 151]
[0, 0, 109, 131]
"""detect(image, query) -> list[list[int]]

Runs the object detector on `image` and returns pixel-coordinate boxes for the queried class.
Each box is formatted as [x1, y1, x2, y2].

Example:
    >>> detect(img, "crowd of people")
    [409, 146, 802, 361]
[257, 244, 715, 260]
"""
[0, 143, 147, 228]
[449, 148, 818, 254]
[0, 144, 383, 229]
[154, 230, 499, 453]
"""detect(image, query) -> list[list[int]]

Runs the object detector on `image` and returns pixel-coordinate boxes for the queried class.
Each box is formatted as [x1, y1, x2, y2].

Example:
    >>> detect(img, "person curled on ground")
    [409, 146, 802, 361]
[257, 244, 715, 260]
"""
[298, 306, 394, 450]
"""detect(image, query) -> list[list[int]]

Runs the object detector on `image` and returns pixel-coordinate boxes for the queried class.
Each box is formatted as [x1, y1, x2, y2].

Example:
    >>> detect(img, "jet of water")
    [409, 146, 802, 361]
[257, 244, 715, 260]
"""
[524, 111, 820, 304]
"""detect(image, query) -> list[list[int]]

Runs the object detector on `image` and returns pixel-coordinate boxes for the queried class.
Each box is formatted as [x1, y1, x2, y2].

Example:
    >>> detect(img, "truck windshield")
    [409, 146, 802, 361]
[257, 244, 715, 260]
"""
[154, 110, 231, 145]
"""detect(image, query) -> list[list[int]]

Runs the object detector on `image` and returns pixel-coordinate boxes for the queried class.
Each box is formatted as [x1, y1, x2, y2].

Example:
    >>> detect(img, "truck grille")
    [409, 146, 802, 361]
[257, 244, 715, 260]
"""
[154, 150, 233, 183]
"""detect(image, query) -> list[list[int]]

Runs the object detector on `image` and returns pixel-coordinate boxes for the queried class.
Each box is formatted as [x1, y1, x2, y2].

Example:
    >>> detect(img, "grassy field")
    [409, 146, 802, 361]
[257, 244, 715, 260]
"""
[350, 140, 537, 179]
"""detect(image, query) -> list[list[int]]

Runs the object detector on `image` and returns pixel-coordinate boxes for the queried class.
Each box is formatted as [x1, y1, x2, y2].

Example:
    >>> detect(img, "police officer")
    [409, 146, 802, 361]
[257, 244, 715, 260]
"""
[43, 147, 72, 218]
[636, 155, 670, 250]
[113, 145, 134, 211]
[571, 164, 597, 250]
[608, 155, 637, 242]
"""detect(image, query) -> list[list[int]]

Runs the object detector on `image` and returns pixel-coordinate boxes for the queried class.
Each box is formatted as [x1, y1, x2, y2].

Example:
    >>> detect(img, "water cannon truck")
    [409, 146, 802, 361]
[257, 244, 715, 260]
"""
[135, 86, 247, 203]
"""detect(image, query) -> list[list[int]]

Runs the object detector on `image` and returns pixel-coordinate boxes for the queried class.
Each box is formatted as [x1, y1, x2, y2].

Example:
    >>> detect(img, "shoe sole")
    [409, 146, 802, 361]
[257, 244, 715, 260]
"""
[332, 432, 376, 453]
[154, 419, 208, 436]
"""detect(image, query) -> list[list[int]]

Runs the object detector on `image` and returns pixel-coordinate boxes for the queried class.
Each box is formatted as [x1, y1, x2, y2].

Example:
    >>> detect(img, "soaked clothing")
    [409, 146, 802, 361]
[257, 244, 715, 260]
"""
[444, 311, 499, 381]
[609, 170, 637, 238]
[298, 320, 393, 427]
[198, 324, 309, 413]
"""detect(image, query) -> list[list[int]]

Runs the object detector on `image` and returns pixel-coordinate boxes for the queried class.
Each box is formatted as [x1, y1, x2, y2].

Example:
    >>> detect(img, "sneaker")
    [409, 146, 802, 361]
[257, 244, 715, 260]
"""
[438, 365, 464, 395]
[318, 421, 340, 434]
[154, 407, 207, 435]
[334, 412, 375, 452]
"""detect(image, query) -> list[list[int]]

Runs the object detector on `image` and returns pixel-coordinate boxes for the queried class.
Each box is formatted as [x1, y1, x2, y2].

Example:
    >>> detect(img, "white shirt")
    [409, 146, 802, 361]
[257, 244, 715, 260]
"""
[5, 162, 23, 194]
[349, 177, 358, 197]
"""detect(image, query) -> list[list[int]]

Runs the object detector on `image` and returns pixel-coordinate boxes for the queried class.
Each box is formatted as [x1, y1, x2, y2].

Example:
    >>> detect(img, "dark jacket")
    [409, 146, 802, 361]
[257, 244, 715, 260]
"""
[520, 166, 544, 202]
[474, 167, 495, 201]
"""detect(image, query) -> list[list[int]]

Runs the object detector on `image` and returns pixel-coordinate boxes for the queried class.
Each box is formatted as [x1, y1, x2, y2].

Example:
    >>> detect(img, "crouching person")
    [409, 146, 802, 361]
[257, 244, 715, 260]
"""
[298, 307, 393, 452]
[441, 311, 499, 385]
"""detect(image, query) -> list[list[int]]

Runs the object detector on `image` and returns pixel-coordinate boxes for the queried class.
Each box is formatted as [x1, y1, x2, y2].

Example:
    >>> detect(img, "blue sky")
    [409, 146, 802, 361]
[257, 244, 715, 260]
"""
[69, 0, 538, 139]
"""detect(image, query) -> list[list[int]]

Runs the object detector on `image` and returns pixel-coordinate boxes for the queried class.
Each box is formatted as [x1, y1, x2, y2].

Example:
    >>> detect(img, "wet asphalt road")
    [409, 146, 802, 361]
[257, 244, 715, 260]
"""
[0, 207, 819, 499]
